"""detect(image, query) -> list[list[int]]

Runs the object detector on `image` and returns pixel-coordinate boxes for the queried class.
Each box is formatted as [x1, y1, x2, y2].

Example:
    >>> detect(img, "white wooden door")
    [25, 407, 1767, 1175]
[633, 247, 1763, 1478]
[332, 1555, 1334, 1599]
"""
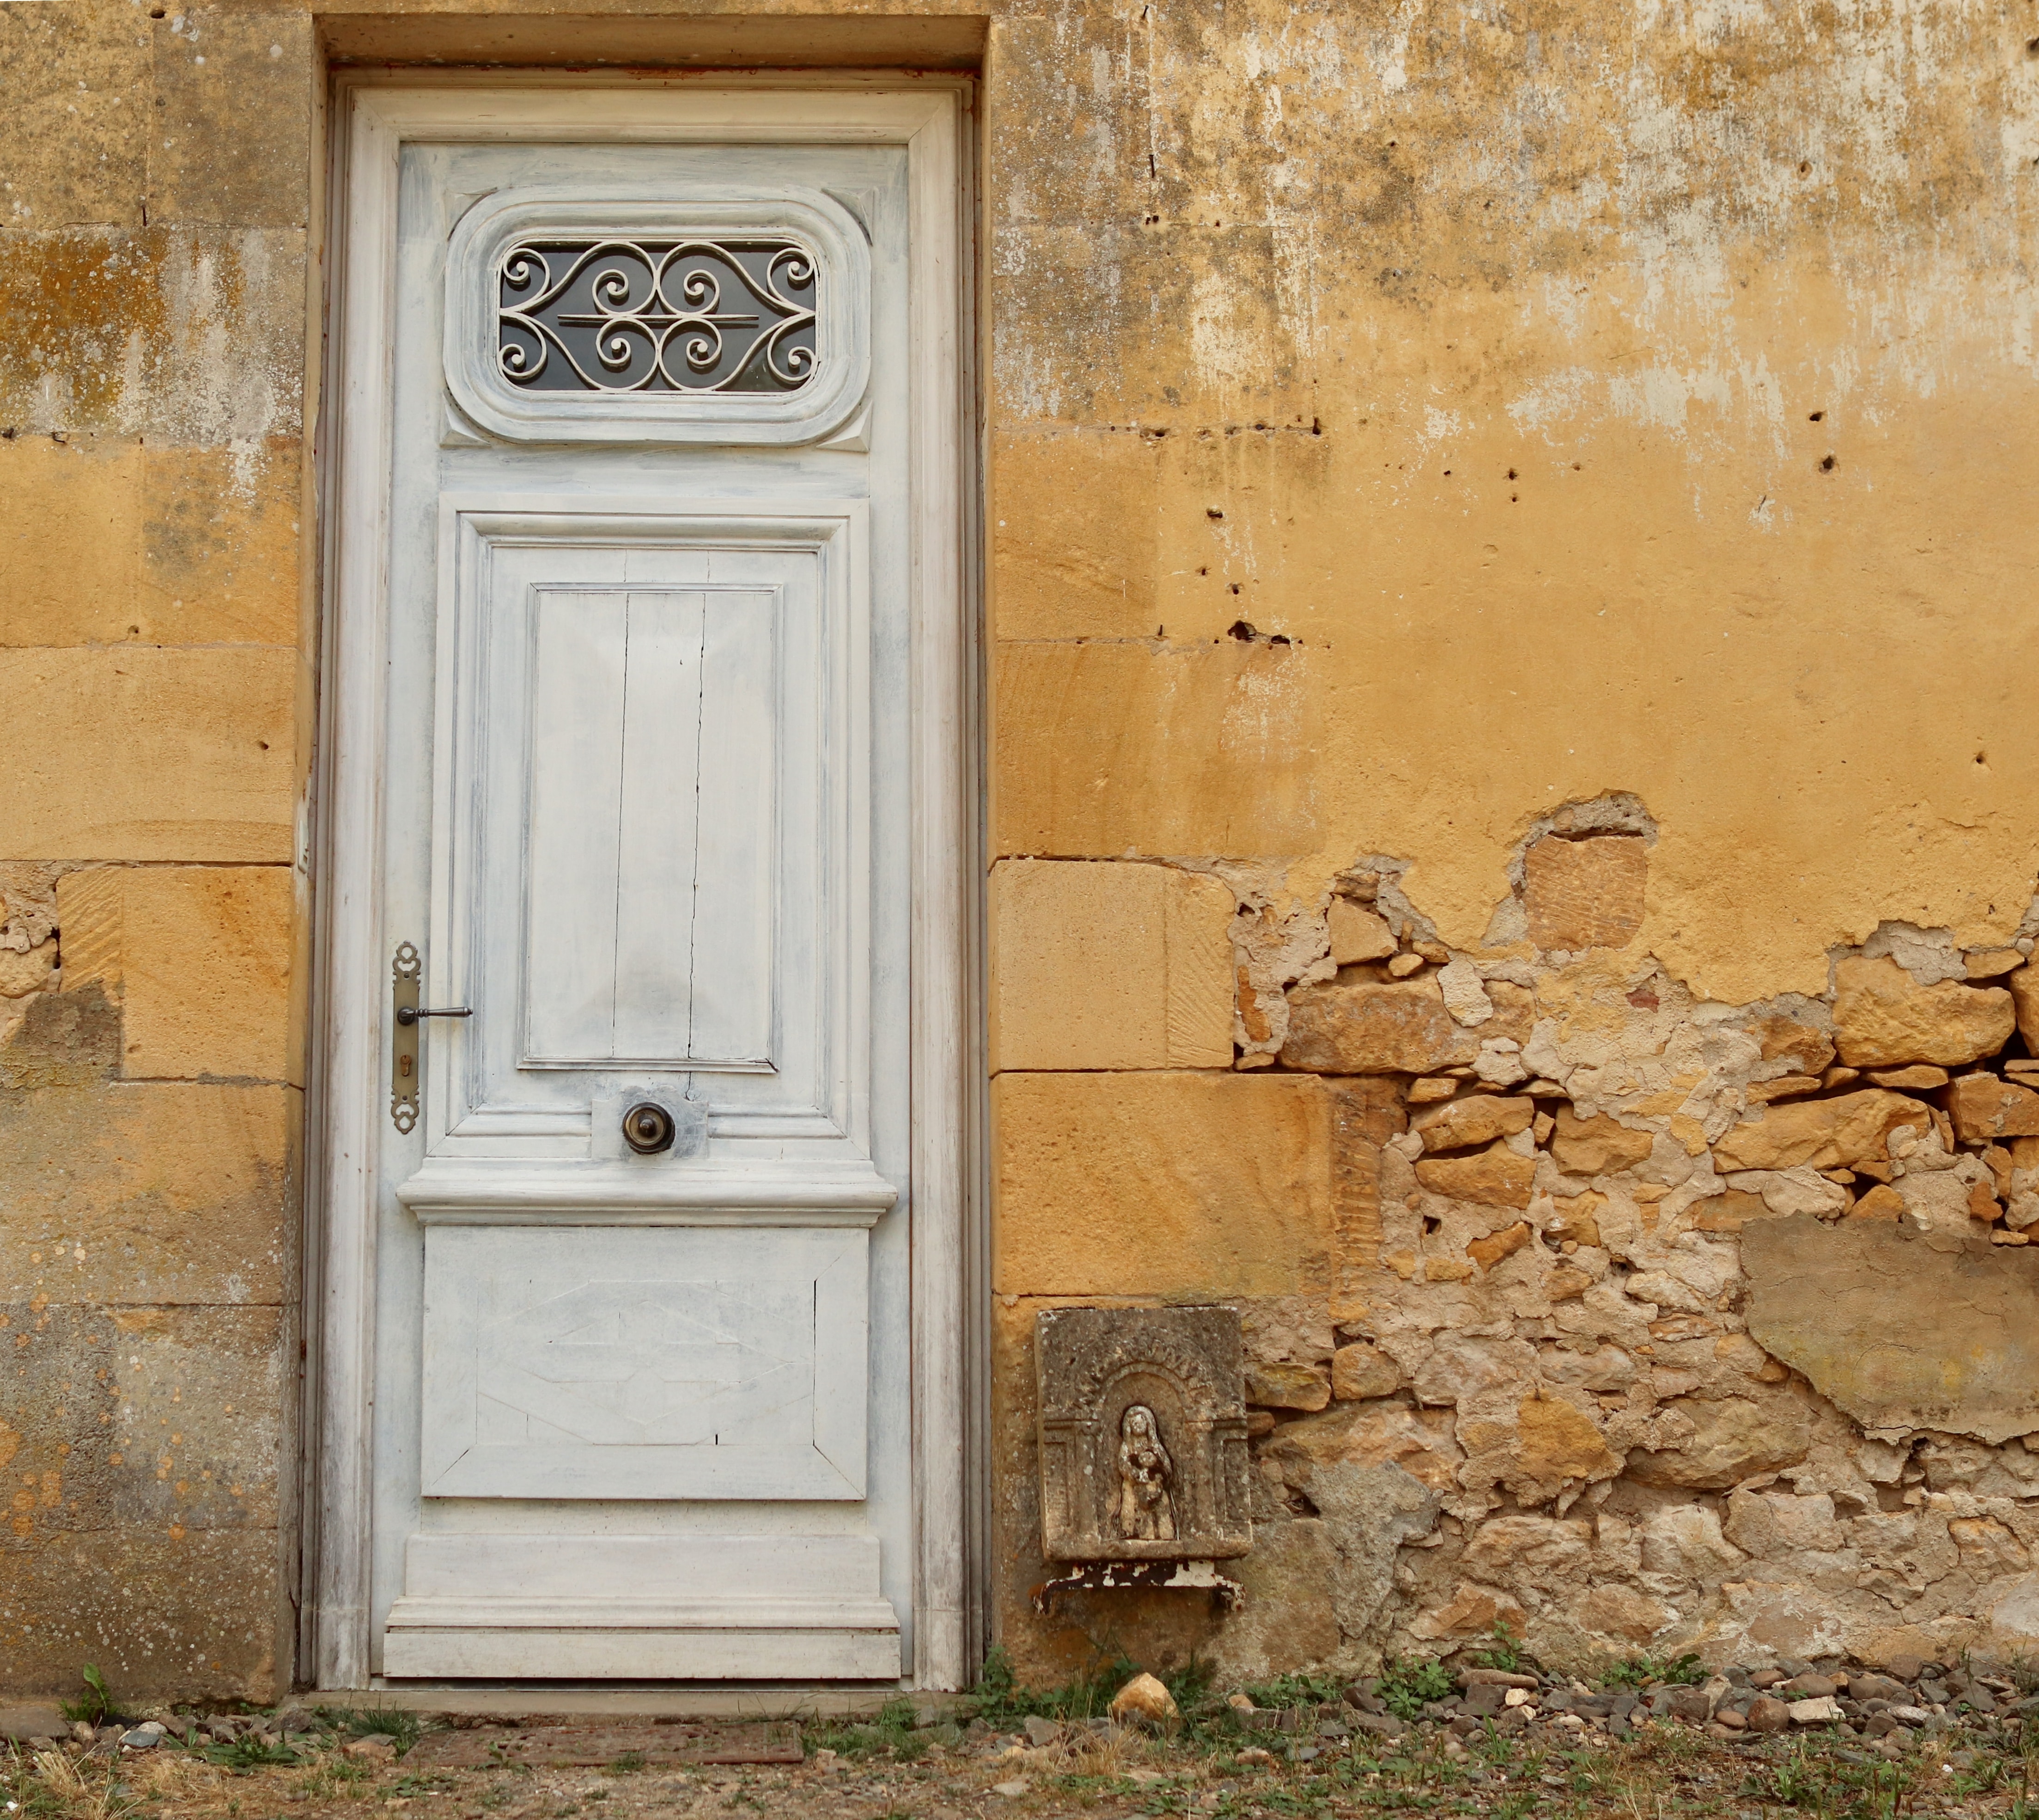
[319, 84, 967, 1686]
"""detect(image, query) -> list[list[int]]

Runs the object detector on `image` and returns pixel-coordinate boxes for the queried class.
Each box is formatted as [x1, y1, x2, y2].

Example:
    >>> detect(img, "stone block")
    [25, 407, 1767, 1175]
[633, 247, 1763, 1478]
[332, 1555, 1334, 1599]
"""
[0, 647, 295, 861]
[1411, 1094, 1534, 1153]
[1711, 1088, 1930, 1173]
[1414, 1143, 1536, 1210]
[1627, 1395, 1812, 1489]
[1330, 1342, 1400, 1400]
[0, 436, 143, 647]
[1549, 1108, 1654, 1176]
[1948, 1073, 2039, 1143]
[58, 866, 295, 1083]
[0, 1075, 293, 1305]
[1035, 1304, 1249, 1561]
[994, 640, 1317, 859]
[991, 429, 1158, 640]
[0, 227, 305, 443]
[1744, 1214, 2039, 1443]
[995, 1071, 1333, 1297]
[142, 439, 304, 645]
[1283, 977, 1530, 1074]
[0, 5, 148, 229]
[988, 1297, 1222, 1687]
[1327, 899, 1396, 964]
[0, 434, 298, 648]
[1, 1303, 280, 1535]
[1521, 834, 1646, 951]
[990, 860, 1233, 1071]
[0, 1705, 67, 1743]
[1832, 956, 2014, 1069]
[1245, 1361, 1330, 1411]
[0, 1525, 280, 1702]
[151, 12, 315, 229]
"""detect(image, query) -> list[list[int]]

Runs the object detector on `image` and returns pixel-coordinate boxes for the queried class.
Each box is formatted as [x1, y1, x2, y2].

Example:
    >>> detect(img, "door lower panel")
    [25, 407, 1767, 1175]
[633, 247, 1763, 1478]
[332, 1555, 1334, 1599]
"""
[382, 1534, 901, 1679]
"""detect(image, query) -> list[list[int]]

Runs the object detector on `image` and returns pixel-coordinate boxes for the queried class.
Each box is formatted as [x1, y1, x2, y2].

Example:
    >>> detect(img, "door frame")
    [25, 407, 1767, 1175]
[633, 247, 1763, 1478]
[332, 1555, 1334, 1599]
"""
[304, 71, 979, 1691]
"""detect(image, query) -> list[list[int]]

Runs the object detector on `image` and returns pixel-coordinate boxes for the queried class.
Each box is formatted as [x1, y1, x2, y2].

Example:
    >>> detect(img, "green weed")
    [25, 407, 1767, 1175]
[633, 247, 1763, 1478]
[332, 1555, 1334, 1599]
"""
[1375, 1660, 1454, 1722]
[204, 1737, 301, 1773]
[59, 1667, 117, 1729]
[1467, 1625, 1529, 1676]
[310, 1708, 421, 1753]
[1598, 1650, 1704, 1690]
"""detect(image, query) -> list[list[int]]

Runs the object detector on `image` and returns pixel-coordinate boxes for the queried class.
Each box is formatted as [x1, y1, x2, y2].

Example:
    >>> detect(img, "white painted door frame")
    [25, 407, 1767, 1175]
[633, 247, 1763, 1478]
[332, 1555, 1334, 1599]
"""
[306, 72, 977, 1691]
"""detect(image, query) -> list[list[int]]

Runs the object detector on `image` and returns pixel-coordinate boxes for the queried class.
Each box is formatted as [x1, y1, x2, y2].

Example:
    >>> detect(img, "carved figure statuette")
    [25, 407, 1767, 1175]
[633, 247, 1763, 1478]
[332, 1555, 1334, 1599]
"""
[1115, 1404, 1176, 1541]
[1035, 1304, 1251, 1563]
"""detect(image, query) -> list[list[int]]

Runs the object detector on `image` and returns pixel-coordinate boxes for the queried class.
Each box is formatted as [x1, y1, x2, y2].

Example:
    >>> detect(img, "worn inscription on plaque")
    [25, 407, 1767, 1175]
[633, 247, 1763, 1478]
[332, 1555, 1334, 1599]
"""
[1035, 1305, 1251, 1562]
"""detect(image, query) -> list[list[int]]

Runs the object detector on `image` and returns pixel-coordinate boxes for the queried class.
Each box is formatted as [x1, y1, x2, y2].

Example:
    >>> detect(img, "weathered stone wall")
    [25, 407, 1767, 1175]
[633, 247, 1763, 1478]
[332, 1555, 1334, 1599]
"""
[1003, 837, 2039, 1681]
[4, 0, 2037, 1697]
[0, 0, 311, 1698]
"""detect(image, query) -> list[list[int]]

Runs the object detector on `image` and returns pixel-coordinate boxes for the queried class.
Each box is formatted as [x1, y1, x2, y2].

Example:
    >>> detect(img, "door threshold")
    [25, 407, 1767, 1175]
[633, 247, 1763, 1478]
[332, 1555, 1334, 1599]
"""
[296, 1686, 956, 1722]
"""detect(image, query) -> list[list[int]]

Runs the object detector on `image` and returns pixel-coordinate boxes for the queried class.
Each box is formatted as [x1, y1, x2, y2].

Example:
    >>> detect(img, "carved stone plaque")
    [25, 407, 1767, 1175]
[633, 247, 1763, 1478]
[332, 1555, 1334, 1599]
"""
[1035, 1306, 1252, 1563]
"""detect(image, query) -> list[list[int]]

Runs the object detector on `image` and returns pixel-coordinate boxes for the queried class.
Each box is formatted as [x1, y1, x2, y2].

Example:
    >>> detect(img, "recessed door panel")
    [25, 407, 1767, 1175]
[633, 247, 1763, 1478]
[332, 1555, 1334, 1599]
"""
[521, 585, 777, 1069]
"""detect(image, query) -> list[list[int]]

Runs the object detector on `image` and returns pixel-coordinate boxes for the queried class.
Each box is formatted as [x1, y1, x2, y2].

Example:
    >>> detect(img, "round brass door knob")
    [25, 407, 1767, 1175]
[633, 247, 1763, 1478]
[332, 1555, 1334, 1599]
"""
[622, 1101, 676, 1155]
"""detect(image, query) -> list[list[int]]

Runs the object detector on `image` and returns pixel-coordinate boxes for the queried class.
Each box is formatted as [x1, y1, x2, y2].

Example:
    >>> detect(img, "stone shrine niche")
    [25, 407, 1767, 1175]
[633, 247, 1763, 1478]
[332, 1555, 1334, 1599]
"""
[1035, 1306, 1252, 1564]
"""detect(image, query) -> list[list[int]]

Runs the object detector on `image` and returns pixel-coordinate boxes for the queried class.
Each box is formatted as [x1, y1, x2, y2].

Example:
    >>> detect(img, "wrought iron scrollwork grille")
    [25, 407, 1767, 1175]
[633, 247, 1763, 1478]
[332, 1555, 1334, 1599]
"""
[497, 238, 819, 395]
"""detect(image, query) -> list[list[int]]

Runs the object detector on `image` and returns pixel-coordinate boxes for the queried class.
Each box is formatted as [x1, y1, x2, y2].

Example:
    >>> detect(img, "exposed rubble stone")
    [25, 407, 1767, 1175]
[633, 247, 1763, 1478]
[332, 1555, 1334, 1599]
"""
[1512, 1394, 1622, 1494]
[1948, 1073, 2039, 1143]
[1549, 1108, 1655, 1176]
[1832, 956, 2015, 1068]
[2010, 965, 2039, 1051]
[1413, 1143, 1537, 1209]
[1327, 898, 1396, 965]
[1281, 978, 1485, 1073]
[1466, 1221, 1534, 1272]
[1330, 1343, 1401, 1400]
[1246, 1362, 1333, 1412]
[1626, 1396, 1813, 1488]
[1747, 1013, 1838, 1077]
[1410, 1093, 1534, 1153]
[1280, 978, 1533, 1076]
[1711, 1088, 1927, 1173]
[1521, 833, 1646, 952]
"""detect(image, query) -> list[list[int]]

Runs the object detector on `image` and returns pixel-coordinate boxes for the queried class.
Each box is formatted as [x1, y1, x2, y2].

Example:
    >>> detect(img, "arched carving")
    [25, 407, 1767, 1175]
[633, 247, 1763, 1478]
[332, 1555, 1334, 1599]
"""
[1035, 1306, 1252, 1563]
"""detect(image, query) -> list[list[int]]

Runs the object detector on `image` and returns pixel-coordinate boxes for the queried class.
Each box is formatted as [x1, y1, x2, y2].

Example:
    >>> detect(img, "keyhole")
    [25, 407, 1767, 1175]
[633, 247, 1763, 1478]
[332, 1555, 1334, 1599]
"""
[399, 1055, 412, 1078]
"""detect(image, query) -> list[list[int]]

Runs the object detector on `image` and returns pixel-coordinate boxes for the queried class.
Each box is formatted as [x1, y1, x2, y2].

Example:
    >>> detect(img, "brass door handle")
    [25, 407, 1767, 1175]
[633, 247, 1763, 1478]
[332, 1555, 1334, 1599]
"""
[390, 942, 469, 1132]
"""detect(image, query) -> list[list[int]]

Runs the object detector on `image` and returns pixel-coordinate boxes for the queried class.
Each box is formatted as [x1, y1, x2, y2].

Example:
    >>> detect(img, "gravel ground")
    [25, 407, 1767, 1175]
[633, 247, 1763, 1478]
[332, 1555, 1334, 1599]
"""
[10, 1696, 2039, 1820]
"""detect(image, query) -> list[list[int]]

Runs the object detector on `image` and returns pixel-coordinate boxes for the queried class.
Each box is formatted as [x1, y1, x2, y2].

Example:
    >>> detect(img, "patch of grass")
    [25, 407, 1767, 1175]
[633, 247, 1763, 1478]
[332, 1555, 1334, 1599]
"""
[1237, 1672, 1344, 1712]
[296, 1759, 371, 1803]
[310, 1708, 422, 1753]
[1598, 1650, 1704, 1690]
[1376, 1659, 1454, 1722]
[806, 1697, 926, 1761]
[600, 1753, 645, 1776]
[204, 1738, 301, 1774]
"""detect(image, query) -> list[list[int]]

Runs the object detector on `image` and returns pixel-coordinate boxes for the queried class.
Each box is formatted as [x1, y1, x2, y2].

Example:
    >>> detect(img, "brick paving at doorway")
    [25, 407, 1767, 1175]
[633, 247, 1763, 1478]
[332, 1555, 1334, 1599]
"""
[11, 1707, 2039, 1820]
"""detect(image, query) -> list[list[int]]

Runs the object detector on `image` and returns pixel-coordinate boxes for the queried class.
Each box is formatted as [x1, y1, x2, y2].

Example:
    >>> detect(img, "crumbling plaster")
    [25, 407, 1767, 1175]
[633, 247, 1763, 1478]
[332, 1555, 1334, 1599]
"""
[999, 830, 2039, 1685]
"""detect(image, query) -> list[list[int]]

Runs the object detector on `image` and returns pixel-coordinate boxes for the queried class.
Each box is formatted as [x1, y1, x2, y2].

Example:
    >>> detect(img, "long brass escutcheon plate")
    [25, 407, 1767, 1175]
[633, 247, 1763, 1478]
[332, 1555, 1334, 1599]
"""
[391, 941, 422, 1132]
